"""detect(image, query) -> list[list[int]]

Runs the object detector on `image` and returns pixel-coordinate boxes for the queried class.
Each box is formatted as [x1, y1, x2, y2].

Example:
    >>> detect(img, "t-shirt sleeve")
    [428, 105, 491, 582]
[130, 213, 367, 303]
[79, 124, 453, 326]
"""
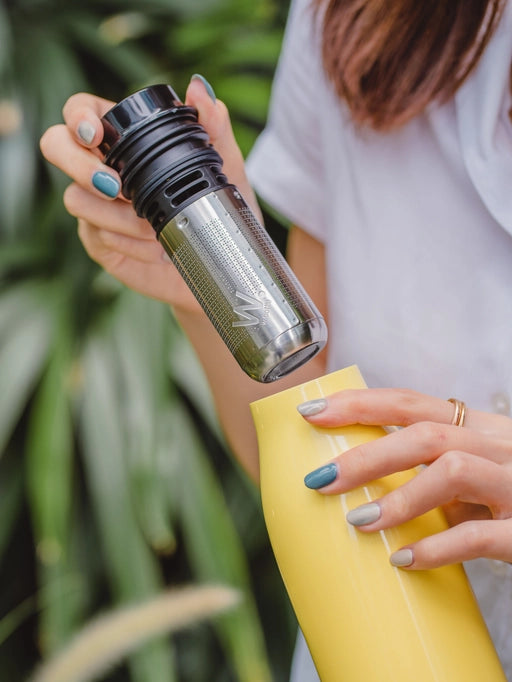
[246, 0, 327, 243]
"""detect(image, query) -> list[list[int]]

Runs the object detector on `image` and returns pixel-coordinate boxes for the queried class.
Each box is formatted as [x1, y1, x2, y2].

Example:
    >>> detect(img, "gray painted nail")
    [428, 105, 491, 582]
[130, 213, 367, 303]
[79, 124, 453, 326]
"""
[297, 398, 327, 417]
[346, 502, 381, 526]
[390, 548, 414, 567]
[77, 120, 96, 145]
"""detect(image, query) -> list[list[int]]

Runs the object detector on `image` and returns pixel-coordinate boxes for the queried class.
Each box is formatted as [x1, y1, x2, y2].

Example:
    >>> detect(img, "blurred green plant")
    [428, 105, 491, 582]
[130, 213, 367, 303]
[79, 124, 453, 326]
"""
[0, 0, 296, 680]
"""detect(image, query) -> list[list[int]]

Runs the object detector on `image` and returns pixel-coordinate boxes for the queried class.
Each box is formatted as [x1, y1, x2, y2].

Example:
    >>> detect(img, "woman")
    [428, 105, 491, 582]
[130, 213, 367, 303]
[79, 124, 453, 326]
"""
[40, 0, 512, 678]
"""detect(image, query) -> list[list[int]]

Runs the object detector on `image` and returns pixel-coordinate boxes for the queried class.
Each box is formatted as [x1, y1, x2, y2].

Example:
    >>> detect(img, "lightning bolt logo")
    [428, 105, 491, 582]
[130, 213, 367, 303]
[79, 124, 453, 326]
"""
[232, 291, 264, 327]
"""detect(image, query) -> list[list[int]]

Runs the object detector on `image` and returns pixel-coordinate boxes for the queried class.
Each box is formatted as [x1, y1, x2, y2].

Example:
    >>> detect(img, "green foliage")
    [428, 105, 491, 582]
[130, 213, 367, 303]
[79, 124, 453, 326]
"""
[0, 0, 296, 680]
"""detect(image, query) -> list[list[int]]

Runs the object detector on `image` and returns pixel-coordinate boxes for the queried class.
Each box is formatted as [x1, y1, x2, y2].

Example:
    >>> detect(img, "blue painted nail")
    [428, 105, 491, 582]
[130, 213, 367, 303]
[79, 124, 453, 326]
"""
[191, 73, 217, 103]
[92, 171, 120, 198]
[304, 463, 338, 489]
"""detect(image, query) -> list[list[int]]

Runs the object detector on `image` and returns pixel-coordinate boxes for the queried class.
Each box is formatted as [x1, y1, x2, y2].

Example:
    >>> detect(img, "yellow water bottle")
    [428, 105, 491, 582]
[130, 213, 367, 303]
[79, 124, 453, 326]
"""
[250, 365, 506, 681]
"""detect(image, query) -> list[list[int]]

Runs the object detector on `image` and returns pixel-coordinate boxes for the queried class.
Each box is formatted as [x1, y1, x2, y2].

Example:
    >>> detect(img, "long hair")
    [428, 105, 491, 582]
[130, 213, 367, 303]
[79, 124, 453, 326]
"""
[313, 0, 504, 130]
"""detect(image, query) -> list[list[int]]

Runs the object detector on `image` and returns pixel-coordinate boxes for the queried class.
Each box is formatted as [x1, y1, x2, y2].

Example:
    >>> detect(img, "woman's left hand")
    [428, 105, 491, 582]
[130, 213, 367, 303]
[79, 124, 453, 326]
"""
[298, 388, 512, 568]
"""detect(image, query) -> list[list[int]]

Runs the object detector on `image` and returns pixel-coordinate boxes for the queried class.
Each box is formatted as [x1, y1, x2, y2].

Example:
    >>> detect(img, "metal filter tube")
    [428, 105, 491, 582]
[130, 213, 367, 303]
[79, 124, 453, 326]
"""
[100, 84, 327, 382]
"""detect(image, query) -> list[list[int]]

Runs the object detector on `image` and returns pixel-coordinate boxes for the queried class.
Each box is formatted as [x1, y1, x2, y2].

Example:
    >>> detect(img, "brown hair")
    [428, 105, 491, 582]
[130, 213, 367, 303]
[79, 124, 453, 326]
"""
[313, 0, 504, 130]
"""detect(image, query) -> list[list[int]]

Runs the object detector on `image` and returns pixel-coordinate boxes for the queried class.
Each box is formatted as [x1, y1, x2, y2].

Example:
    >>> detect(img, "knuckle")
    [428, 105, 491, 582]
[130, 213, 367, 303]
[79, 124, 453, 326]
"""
[395, 388, 420, 404]
[386, 487, 410, 520]
[98, 229, 118, 248]
[460, 521, 492, 556]
[408, 420, 448, 448]
[94, 228, 115, 250]
[438, 450, 472, 484]
[336, 389, 371, 419]
[393, 389, 425, 424]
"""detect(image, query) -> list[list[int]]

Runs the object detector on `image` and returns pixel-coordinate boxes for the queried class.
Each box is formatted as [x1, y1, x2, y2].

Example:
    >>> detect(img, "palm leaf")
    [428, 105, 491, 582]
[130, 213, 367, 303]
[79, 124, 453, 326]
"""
[0, 452, 23, 569]
[112, 290, 177, 555]
[0, 281, 56, 458]
[168, 402, 272, 682]
[79, 321, 177, 682]
[25, 304, 86, 654]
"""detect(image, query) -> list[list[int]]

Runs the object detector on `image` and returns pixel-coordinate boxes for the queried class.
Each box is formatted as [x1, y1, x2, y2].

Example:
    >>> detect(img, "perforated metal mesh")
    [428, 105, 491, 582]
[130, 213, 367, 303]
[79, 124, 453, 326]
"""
[232, 204, 313, 310]
[159, 188, 326, 380]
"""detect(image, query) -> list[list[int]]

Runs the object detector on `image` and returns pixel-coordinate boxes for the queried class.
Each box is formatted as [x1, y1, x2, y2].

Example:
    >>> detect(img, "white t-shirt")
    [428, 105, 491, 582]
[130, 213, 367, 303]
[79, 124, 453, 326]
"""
[246, 0, 512, 679]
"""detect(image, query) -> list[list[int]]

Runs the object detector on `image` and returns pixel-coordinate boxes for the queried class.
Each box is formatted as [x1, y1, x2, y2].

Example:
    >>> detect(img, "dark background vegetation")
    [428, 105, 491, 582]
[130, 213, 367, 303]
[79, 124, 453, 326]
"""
[0, 0, 297, 680]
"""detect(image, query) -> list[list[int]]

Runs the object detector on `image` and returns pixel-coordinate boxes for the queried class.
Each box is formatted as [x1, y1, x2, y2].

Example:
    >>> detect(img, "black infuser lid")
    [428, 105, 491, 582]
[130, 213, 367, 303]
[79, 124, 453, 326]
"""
[100, 84, 183, 154]
[99, 84, 228, 231]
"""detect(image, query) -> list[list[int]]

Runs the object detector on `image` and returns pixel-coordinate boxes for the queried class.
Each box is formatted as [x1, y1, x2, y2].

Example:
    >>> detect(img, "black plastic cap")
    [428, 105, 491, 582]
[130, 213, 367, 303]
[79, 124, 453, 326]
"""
[100, 84, 183, 153]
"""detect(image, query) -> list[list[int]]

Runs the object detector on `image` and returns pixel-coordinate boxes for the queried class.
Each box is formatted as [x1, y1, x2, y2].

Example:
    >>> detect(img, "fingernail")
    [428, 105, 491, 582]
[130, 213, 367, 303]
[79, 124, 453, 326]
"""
[346, 502, 381, 526]
[161, 250, 172, 264]
[390, 548, 414, 567]
[191, 73, 217, 103]
[92, 171, 120, 198]
[297, 398, 327, 417]
[304, 462, 338, 489]
[77, 120, 96, 145]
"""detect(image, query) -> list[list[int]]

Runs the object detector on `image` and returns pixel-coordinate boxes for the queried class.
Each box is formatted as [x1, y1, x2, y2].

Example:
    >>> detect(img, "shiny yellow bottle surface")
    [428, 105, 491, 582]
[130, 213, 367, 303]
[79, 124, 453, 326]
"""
[250, 366, 506, 681]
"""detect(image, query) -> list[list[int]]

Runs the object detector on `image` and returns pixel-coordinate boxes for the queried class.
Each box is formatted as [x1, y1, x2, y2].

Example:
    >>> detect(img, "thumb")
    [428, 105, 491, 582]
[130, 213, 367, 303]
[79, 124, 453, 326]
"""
[185, 75, 262, 220]
[185, 74, 235, 155]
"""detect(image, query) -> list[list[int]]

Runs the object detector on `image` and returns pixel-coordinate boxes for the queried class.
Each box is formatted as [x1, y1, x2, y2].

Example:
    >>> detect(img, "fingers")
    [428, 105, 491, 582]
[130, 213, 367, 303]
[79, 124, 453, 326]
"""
[42, 80, 262, 221]
[40, 87, 219, 311]
[299, 386, 512, 568]
[185, 75, 263, 220]
[41, 125, 121, 200]
[62, 92, 115, 147]
[298, 388, 456, 428]
[298, 387, 512, 438]
[340, 449, 512, 569]
[76, 218, 183, 305]
[43, 81, 262, 218]
[75, 206, 196, 308]
[303, 421, 512, 496]
[63, 184, 152, 240]
[71, 194, 168, 276]
[41, 92, 128, 202]
[78, 221, 166, 268]
[185, 76, 241, 170]
[390, 519, 512, 569]
[347, 451, 511, 531]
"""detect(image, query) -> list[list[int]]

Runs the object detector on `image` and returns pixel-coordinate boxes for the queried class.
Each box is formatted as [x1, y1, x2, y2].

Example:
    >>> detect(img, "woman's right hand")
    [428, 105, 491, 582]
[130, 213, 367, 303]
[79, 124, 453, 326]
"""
[40, 76, 259, 309]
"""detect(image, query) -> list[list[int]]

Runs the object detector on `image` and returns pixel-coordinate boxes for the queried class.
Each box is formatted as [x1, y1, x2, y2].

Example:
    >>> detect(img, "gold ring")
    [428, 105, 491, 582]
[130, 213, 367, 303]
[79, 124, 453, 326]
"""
[447, 398, 467, 427]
